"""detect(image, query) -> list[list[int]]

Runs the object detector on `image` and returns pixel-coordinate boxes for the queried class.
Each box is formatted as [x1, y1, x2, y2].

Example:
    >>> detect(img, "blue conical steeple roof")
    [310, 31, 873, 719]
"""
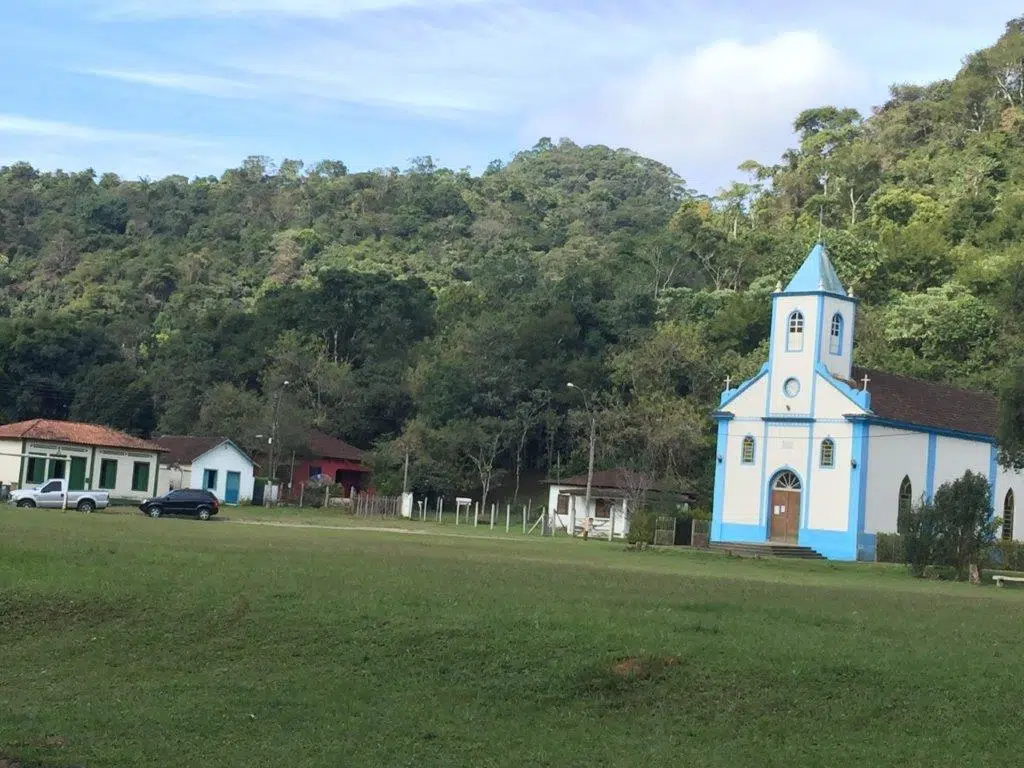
[783, 243, 846, 296]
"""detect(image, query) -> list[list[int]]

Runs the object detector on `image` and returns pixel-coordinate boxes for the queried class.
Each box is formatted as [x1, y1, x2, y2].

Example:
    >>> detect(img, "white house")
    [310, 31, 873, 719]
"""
[547, 469, 696, 539]
[156, 436, 256, 504]
[0, 419, 163, 500]
[712, 243, 1024, 561]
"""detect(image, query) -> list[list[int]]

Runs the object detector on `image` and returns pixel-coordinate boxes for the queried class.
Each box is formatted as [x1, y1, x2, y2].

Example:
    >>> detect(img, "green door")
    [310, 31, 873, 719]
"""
[69, 457, 87, 491]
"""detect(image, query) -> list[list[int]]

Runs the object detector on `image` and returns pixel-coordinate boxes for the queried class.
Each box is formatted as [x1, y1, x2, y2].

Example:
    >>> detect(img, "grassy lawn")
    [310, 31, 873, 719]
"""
[3, 510, 1024, 766]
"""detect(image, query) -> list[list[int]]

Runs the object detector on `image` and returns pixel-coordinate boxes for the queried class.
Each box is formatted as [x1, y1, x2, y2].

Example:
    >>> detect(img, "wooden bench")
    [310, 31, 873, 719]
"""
[992, 575, 1024, 588]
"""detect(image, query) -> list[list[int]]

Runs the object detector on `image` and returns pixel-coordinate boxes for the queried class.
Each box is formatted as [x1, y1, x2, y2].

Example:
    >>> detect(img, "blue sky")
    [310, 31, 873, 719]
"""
[0, 0, 1020, 193]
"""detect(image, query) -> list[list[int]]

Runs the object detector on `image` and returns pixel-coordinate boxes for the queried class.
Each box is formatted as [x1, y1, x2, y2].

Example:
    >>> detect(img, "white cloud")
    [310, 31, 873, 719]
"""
[211, 4, 700, 117]
[0, 115, 229, 179]
[83, 69, 256, 98]
[529, 31, 866, 188]
[0, 114, 214, 147]
[97, 0, 490, 20]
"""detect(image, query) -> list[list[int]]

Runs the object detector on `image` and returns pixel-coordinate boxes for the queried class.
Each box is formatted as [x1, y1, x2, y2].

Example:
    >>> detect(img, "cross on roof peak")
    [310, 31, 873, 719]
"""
[861, 374, 871, 390]
[724, 375, 733, 390]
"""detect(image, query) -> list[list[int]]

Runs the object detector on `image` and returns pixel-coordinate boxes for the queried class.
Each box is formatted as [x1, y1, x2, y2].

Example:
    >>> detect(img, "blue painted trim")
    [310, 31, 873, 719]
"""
[925, 433, 937, 502]
[844, 416, 996, 445]
[764, 416, 815, 424]
[715, 522, 768, 545]
[785, 309, 805, 352]
[857, 532, 877, 561]
[798, 528, 858, 561]
[779, 290, 859, 303]
[719, 366, 768, 408]
[711, 420, 728, 541]
[710, 411, 735, 421]
[741, 434, 756, 465]
[817, 362, 871, 410]
[989, 444, 998, 516]
[819, 438, 836, 468]
[849, 421, 871, 559]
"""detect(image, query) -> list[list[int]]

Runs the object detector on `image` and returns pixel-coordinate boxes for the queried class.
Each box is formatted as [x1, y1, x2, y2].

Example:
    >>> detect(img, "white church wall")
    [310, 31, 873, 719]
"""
[996, 467, 1024, 540]
[932, 435, 990, 492]
[814, 376, 868, 419]
[721, 418, 763, 527]
[723, 376, 767, 418]
[766, 294, 817, 417]
[804, 421, 853, 531]
[818, 296, 855, 381]
[864, 427, 928, 534]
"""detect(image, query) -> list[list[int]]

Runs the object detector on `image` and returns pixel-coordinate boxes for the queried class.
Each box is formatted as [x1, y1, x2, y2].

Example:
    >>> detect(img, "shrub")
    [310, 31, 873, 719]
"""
[992, 540, 1024, 571]
[627, 508, 657, 545]
[875, 533, 905, 563]
[895, 471, 998, 579]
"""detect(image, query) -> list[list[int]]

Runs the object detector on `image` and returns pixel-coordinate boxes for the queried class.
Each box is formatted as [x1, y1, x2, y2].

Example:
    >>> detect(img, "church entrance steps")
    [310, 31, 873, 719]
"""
[710, 542, 825, 560]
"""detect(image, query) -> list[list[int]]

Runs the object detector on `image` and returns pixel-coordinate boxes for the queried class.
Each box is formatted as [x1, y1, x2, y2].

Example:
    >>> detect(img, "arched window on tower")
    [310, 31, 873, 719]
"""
[1003, 490, 1015, 541]
[787, 311, 805, 352]
[820, 439, 835, 468]
[897, 475, 913, 532]
[829, 313, 843, 355]
[741, 435, 755, 464]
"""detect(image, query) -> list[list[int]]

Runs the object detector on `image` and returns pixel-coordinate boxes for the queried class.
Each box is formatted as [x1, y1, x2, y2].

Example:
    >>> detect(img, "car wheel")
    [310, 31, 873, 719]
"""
[148, 506, 162, 519]
[16, 499, 35, 508]
[197, 506, 211, 521]
[77, 499, 95, 513]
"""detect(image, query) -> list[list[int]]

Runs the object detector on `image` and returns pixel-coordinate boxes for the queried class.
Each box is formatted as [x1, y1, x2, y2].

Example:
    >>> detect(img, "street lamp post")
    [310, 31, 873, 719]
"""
[567, 382, 595, 538]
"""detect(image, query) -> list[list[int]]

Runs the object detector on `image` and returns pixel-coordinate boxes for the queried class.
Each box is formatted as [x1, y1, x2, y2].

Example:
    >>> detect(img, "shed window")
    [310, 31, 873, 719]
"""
[741, 436, 755, 464]
[131, 462, 150, 493]
[787, 311, 805, 352]
[98, 459, 118, 490]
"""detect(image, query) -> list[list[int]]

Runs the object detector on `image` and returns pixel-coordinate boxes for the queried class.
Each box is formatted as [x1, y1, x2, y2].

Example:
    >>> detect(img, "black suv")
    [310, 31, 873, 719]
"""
[140, 489, 220, 520]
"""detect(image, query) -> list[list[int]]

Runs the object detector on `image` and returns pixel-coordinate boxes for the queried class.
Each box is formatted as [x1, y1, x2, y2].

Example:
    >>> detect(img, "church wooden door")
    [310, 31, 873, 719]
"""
[769, 471, 801, 544]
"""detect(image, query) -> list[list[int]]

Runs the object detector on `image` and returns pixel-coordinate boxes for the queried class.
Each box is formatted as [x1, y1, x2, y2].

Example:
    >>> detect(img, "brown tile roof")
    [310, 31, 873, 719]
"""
[156, 435, 255, 466]
[851, 367, 998, 438]
[0, 419, 164, 452]
[306, 430, 364, 462]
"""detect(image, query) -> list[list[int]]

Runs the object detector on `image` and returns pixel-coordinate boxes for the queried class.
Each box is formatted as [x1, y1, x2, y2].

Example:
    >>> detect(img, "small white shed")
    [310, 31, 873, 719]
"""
[156, 436, 256, 504]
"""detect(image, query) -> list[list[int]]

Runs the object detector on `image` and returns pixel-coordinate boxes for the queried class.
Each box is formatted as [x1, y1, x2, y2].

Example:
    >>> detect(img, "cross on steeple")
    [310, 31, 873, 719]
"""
[724, 376, 733, 390]
[861, 374, 871, 391]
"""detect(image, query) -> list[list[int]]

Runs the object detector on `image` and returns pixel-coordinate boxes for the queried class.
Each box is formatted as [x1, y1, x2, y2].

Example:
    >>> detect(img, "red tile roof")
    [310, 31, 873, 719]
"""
[156, 435, 255, 466]
[851, 367, 998, 437]
[306, 430, 364, 462]
[0, 419, 164, 452]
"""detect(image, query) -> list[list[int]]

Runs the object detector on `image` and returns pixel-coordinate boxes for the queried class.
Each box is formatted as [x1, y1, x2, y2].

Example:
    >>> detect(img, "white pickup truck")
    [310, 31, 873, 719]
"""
[10, 478, 109, 512]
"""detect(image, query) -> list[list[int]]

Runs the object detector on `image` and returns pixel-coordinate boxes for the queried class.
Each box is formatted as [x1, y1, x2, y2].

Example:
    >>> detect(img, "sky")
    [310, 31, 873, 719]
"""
[0, 0, 1020, 194]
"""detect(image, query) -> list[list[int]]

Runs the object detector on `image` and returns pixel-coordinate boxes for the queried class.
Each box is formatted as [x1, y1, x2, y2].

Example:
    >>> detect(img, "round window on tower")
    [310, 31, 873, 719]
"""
[783, 377, 800, 398]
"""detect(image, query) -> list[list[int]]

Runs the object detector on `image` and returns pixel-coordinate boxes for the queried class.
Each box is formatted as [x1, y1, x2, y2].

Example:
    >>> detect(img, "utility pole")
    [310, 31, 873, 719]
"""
[567, 382, 596, 534]
[267, 379, 290, 500]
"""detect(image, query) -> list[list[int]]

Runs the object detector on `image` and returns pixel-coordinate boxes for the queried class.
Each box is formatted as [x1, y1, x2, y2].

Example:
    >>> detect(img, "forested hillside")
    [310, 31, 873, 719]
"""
[3, 19, 1024, 498]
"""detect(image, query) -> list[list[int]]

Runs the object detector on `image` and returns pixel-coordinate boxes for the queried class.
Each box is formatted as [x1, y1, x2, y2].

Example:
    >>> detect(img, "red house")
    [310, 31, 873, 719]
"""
[292, 430, 371, 497]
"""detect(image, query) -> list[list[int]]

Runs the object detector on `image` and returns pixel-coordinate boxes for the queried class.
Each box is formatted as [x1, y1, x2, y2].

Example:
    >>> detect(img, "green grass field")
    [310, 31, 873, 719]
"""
[3, 509, 1024, 767]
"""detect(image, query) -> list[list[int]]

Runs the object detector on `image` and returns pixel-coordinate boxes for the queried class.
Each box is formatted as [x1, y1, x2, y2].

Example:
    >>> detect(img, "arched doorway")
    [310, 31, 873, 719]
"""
[769, 470, 802, 544]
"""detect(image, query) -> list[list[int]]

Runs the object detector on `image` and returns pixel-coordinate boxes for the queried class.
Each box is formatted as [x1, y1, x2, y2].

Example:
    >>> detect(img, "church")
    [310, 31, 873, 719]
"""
[711, 243, 1023, 561]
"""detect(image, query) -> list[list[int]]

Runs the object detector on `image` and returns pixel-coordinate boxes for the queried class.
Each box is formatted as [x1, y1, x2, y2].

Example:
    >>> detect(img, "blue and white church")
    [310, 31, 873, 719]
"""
[711, 243, 1024, 560]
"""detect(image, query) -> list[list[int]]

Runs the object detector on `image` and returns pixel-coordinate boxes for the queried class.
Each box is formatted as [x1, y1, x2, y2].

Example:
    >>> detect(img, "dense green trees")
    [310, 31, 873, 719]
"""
[3, 20, 1024, 498]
